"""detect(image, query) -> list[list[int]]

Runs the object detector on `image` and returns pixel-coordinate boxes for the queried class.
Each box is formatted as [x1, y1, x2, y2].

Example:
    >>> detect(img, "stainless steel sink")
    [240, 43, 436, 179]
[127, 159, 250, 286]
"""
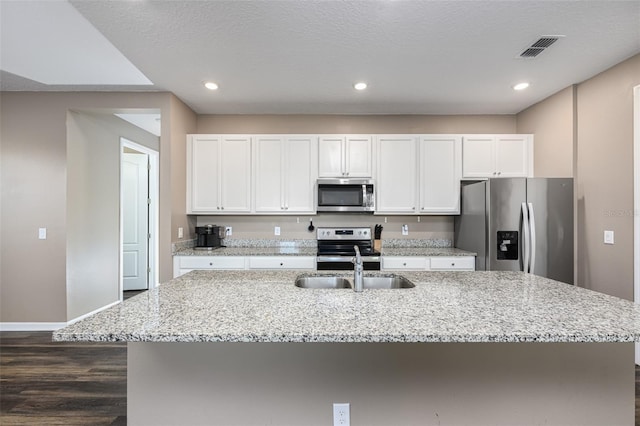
[295, 276, 352, 289]
[362, 275, 415, 289]
[294, 274, 415, 290]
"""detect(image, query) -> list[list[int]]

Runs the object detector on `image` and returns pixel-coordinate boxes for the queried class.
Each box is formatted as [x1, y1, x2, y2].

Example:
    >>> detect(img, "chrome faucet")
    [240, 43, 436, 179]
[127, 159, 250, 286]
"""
[353, 245, 363, 292]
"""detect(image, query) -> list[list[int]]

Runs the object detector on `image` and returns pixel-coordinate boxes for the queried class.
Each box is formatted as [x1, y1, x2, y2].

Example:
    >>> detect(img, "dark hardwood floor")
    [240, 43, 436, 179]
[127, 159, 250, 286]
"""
[1, 332, 126, 425]
[2, 330, 640, 425]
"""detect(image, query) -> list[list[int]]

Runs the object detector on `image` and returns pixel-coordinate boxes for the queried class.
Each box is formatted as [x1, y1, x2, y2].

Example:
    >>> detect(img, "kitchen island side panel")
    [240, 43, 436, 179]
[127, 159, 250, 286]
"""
[128, 342, 632, 426]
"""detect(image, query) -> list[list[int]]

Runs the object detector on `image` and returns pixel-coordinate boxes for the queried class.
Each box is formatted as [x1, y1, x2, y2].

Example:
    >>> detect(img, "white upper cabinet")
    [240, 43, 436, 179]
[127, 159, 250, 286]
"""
[254, 135, 317, 214]
[187, 135, 252, 214]
[419, 136, 462, 214]
[375, 135, 418, 214]
[462, 134, 533, 178]
[318, 135, 373, 177]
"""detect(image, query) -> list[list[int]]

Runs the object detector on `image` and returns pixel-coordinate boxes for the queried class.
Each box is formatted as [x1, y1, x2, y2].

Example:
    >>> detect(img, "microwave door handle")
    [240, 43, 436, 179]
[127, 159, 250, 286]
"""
[362, 184, 367, 206]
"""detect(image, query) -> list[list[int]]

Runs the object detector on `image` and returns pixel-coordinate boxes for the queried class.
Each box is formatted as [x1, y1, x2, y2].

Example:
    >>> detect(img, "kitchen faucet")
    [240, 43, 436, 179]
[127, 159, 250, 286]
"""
[353, 245, 363, 292]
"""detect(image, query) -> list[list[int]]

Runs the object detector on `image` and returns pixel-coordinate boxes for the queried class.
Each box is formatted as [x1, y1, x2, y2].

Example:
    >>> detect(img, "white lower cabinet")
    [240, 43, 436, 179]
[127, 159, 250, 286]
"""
[173, 255, 316, 277]
[173, 256, 247, 278]
[382, 257, 428, 270]
[247, 256, 315, 269]
[382, 256, 476, 271]
[429, 256, 475, 271]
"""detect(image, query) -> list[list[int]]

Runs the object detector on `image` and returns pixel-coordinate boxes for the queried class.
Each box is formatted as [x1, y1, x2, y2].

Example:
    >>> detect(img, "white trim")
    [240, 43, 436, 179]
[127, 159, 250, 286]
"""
[0, 322, 67, 332]
[120, 137, 160, 298]
[633, 84, 640, 364]
[0, 300, 121, 331]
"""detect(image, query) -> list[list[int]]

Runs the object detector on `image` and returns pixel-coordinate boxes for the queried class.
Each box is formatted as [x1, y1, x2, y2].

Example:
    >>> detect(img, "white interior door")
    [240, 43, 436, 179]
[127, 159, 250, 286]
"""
[122, 152, 149, 291]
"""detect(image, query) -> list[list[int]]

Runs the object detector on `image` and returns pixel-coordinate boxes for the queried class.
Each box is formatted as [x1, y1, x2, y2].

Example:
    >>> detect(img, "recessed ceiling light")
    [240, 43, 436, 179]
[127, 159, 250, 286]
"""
[204, 82, 219, 90]
[354, 82, 367, 91]
[513, 82, 530, 91]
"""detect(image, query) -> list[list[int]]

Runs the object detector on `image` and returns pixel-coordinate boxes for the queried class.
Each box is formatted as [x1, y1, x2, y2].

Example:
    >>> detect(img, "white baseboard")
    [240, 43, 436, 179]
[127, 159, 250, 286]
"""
[0, 322, 67, 331]
[0, 299, 121, 332]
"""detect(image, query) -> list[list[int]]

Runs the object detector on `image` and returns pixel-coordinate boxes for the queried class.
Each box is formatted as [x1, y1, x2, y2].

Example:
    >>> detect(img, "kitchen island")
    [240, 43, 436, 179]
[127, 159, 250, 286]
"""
[54, 270, 640, 425]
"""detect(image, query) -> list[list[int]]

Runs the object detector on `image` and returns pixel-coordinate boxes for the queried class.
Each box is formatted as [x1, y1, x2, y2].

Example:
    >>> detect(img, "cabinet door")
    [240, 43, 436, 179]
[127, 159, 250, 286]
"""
[188, 136, 221, 213]
[254, 136, 285, 212]
[419, 136, 462, 214]
[220, 136, 252, 212]
[495, 135, 531, 177]
[462, 136, 495, 178]
[318, 136, 344, 177]
[284, 136, 317, 213]
[376, 136, 418, 213]
[345, 135, 372, 177]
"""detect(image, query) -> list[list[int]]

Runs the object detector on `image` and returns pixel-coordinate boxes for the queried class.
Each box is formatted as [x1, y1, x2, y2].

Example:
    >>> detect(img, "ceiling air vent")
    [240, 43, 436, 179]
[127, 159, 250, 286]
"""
[519, 35, 564, 58]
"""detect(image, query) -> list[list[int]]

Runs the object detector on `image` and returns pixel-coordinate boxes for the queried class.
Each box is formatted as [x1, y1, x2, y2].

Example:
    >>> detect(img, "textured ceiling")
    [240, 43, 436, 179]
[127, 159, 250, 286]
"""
[2, 1, 639, 115]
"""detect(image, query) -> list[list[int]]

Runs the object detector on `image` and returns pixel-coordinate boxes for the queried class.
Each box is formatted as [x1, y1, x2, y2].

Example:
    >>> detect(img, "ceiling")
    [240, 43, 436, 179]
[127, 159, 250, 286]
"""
[1, 0, 639, 115]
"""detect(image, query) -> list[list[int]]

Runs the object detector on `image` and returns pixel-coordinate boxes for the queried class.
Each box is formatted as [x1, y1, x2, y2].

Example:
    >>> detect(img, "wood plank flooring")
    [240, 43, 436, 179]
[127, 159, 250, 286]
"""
[2, 331, 640, 425]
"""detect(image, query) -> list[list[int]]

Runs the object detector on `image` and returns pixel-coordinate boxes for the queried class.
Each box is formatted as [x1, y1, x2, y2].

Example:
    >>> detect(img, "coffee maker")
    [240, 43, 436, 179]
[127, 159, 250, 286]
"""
[195, 225, 226, 250]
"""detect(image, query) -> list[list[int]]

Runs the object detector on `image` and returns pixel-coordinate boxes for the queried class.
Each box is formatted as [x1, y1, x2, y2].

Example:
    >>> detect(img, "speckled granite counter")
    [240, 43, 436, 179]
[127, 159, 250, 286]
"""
[175, 246, 318, 256]
[174, 246, 475, 257]
[54, 270, 640, 343]
[380, 247, 475, 256]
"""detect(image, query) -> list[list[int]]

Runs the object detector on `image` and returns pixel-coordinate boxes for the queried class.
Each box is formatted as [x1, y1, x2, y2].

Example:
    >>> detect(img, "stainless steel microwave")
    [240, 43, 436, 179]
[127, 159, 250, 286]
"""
[316, 178, 375, 213]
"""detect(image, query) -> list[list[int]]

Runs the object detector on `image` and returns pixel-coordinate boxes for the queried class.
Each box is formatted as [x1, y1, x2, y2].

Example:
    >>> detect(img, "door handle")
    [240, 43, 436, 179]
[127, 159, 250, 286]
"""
[521, 202, 530, 273]
[528, 202, 536, 274]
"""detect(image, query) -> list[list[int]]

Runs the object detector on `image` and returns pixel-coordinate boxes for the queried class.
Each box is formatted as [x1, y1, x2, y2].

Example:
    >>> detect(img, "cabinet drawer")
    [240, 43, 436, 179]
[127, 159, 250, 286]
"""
[382, 257, 427, 270]
[247, 256, 316, 269]
[178, 256, 246, 270]
[429, 256, 475, 271]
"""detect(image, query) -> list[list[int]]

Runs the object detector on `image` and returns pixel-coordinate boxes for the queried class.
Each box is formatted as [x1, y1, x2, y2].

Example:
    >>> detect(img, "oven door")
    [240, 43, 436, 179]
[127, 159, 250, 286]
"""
[316, 256, 381, 271]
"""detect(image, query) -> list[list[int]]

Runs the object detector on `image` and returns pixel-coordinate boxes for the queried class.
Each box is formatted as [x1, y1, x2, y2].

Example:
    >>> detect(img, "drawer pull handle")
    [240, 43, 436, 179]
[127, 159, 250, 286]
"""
[280, 262, 284, 266]
[209, 263, 213, 266]
[451, 263, 455, 266]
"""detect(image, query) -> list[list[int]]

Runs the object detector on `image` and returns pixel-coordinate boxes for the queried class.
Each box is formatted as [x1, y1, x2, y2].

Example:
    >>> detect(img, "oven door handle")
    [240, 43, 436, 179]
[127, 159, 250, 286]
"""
[316, 256, 380, 262]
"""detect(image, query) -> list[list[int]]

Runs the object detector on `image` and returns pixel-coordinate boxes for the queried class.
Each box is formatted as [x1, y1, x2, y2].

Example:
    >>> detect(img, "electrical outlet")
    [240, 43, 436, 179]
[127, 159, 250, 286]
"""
[333, 403, 350, 426]
[402, 224, 409, 236]
[604, 230, 614, 245]
[274, 226, 281, 236]
[178, 227, 184, 239]
[38, 228, 47, 240]
[226, 226, 232, 236]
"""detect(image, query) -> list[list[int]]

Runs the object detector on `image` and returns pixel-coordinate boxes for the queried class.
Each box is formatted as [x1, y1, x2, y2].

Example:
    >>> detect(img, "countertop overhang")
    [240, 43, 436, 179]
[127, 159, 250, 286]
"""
[54, 270, 640, 344]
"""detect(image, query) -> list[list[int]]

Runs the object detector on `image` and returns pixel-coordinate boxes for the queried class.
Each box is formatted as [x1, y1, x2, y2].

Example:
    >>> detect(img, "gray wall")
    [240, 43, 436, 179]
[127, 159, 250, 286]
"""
[0, 92, 196, 323]
[66, 111, 158, 320]
[516, 53, 640, 300]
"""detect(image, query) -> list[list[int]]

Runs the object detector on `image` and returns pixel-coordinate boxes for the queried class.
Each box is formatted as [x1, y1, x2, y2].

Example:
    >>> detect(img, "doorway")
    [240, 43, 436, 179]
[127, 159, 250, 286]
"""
[120, 138, 159, 297]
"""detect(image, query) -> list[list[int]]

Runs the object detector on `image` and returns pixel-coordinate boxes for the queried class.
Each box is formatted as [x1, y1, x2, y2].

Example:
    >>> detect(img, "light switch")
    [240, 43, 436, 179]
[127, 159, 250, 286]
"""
[604, 230, 615, 245]
[38, 228, 47, 240]
[178, 227, 184, 239]
[274, 226, 281, 236]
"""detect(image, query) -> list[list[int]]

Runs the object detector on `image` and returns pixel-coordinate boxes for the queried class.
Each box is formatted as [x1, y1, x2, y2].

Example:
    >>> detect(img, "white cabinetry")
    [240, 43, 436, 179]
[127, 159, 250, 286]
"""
[462, 135, 532, 179]
[173, 256, 247, 278]
[254, 135, 317, 214]
[187, 135, 252, 214]
[247, 256, 315, 269]
[382, 256, 476, 271]
[375, 135, 419, 214]
[382, 257, 428, 270]
[318, 135, 372, 178]
[419, 136, 462, 214]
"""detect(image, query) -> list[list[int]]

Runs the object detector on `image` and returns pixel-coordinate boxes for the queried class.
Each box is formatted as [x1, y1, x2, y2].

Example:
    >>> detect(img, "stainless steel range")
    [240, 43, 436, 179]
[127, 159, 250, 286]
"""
[316, 227, 381, 270]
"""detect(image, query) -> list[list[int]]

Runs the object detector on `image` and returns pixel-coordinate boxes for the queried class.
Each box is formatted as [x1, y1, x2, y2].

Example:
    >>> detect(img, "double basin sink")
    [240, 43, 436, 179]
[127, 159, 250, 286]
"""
[295, 274, 415, 290]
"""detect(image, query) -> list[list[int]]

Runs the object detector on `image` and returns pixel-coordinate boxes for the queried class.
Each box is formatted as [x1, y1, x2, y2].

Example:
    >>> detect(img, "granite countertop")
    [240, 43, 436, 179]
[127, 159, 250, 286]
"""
[54, 270, 640, 344]
[175, 247, 476, 257]
[175, 247, 318, 256]
[380, 247, 475, 256]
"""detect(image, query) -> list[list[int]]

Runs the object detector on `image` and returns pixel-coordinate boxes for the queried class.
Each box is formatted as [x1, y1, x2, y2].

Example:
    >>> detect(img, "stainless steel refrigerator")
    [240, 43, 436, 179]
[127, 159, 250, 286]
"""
[454, 178, 574, 284]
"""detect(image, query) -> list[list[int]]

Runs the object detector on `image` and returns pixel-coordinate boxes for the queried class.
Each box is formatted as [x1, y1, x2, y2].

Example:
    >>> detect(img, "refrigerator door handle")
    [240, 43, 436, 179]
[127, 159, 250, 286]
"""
[528, 202, 536, 275]
[521, 202, 530, 273]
